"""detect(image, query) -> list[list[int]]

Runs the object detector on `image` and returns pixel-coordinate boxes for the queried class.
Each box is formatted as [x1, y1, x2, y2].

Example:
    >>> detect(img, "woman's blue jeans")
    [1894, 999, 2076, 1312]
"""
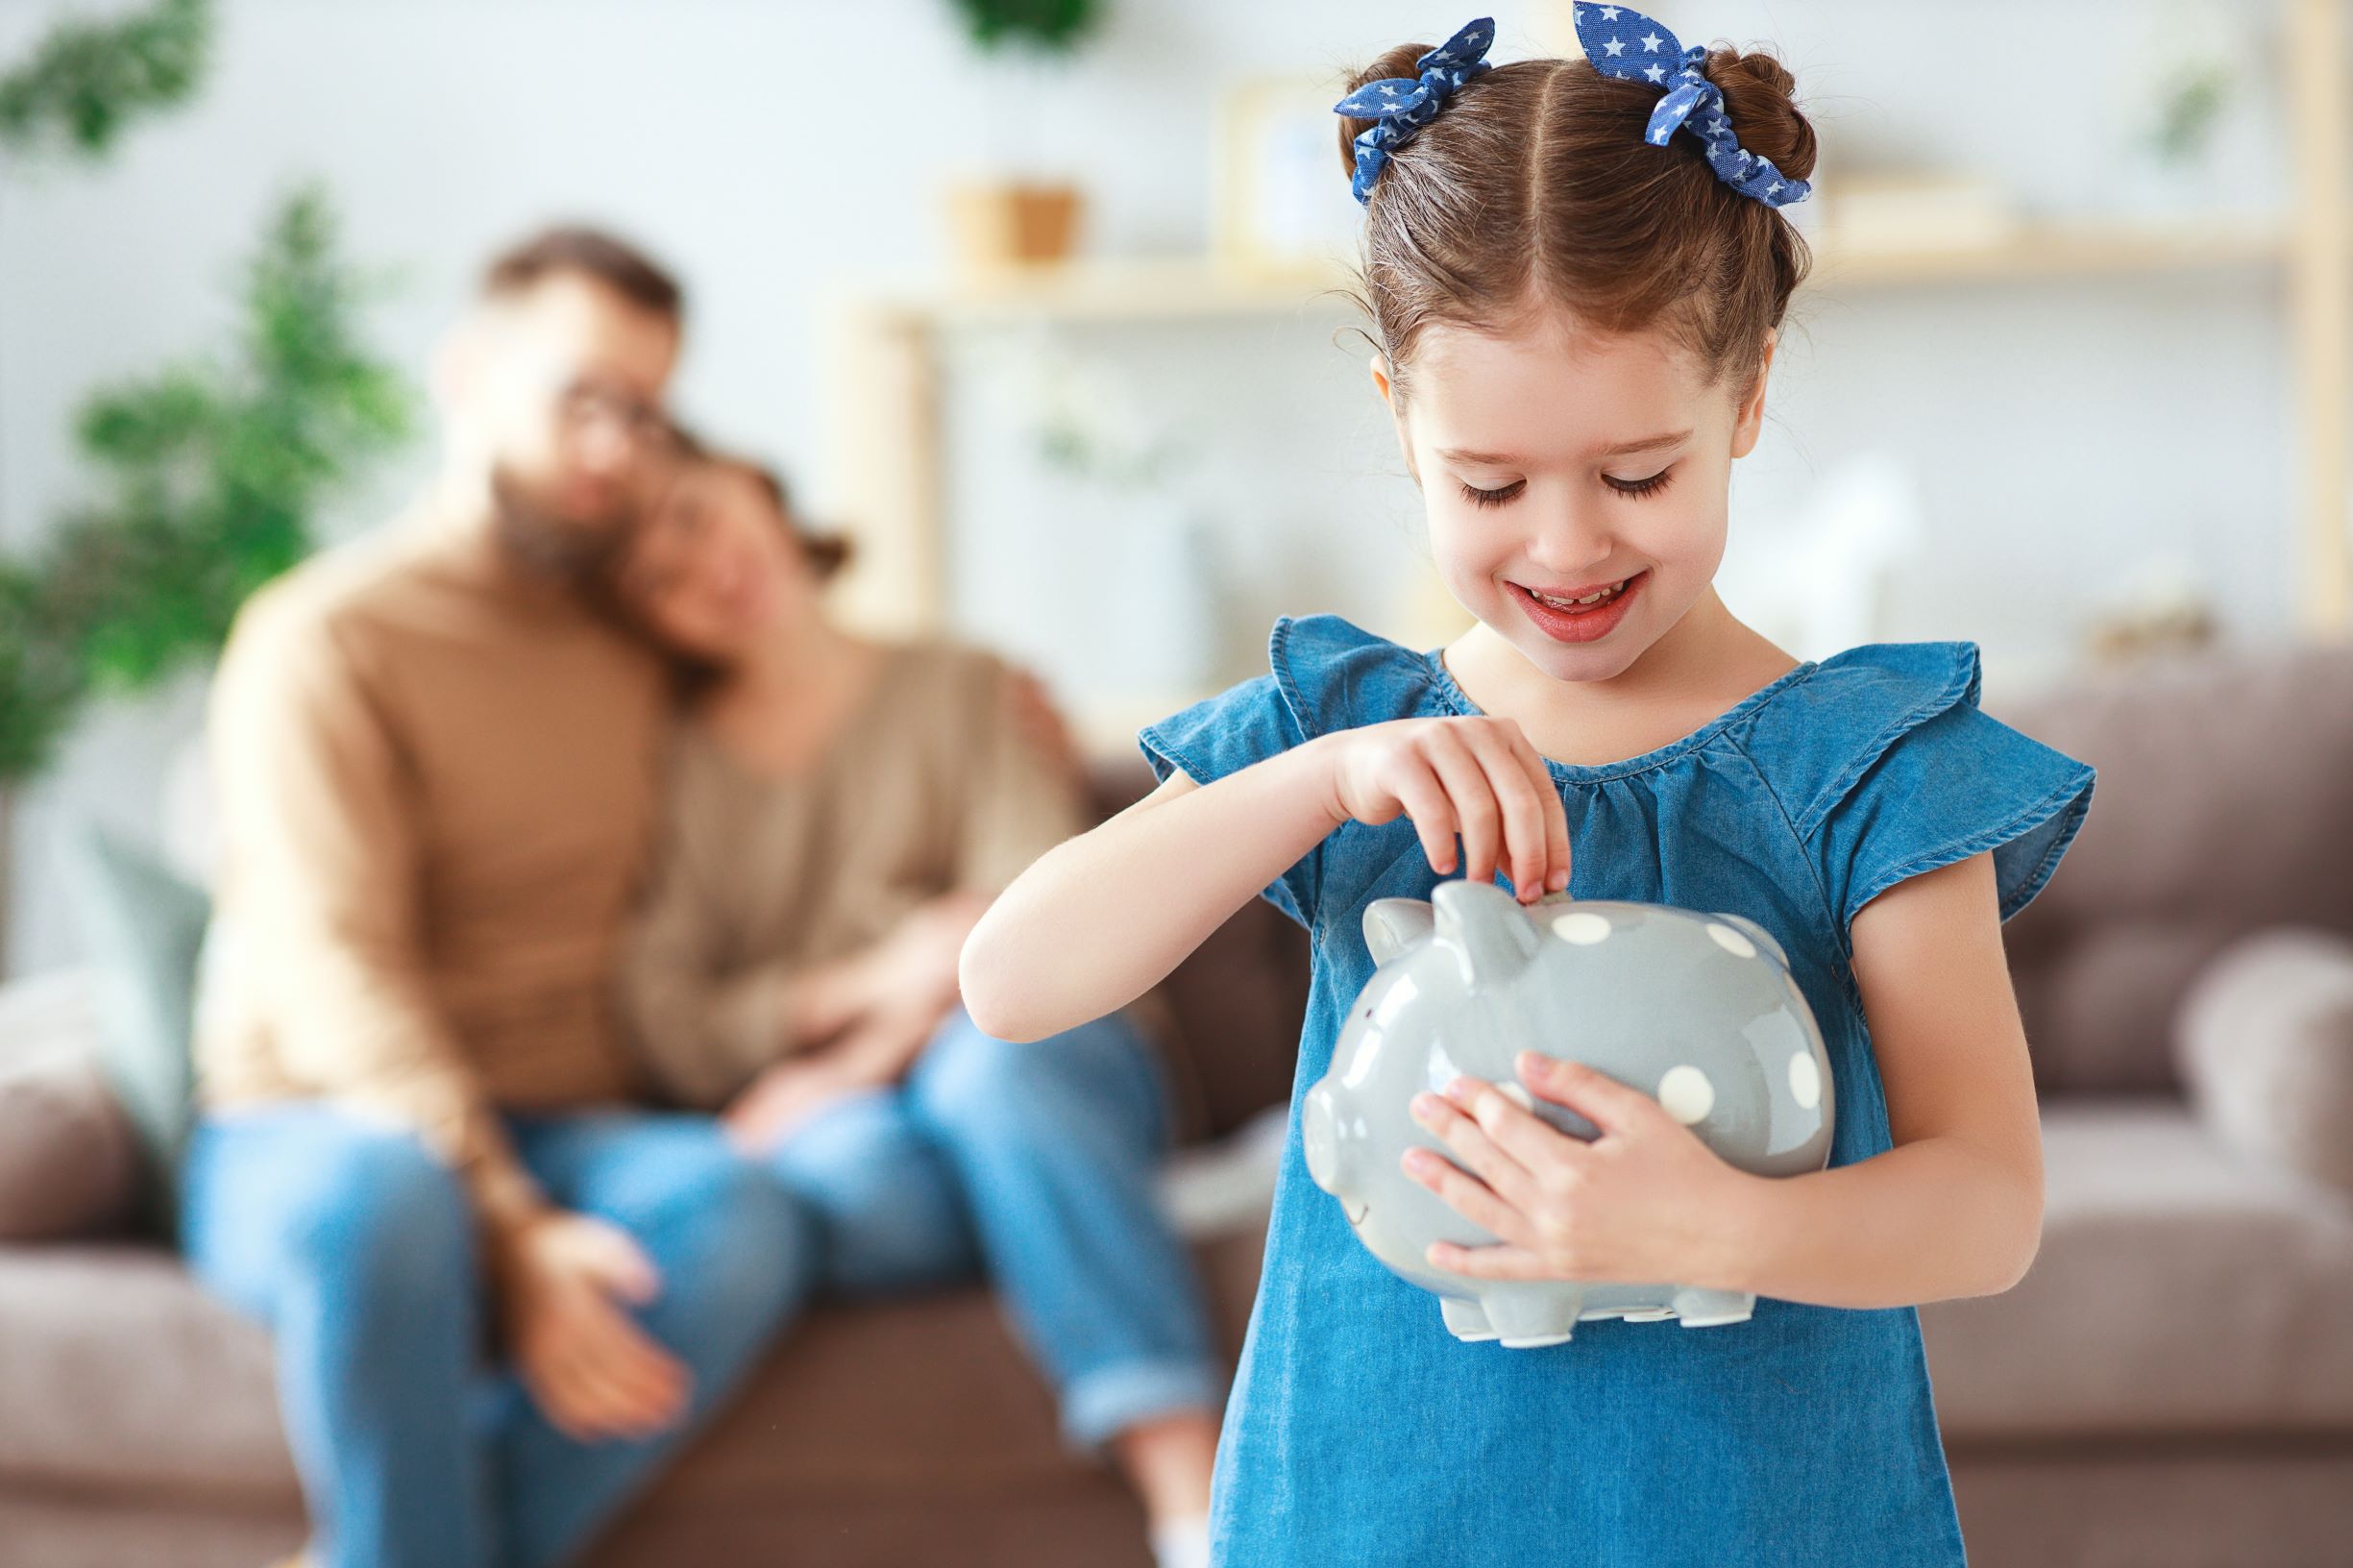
[181, 1006, 1217, 1568]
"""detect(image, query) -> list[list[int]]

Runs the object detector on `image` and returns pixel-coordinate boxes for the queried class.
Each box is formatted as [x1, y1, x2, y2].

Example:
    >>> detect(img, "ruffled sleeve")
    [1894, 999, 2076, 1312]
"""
[1764, 641, 2097, 945]
[1136, 613, 1429, 929]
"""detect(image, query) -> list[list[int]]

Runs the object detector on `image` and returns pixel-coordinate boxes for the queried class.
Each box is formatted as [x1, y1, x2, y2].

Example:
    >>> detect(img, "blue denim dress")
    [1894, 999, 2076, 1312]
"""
[1137, 613, 2097, 1568]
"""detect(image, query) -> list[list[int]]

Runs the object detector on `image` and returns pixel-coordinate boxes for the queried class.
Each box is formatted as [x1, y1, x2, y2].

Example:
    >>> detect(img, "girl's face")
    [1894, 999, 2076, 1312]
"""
[1381, 307, 1772, 686]
[611, 460, 799, 664]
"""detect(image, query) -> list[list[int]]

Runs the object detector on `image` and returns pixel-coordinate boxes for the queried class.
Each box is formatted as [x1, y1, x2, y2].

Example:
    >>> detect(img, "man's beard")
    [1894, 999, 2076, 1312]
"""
[489, 465, 633, 583]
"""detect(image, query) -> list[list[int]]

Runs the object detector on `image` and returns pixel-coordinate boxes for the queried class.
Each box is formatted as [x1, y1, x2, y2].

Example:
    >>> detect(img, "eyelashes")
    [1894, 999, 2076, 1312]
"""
[1458, 479, 1526, 508]
[1458, 468, 1676, 508]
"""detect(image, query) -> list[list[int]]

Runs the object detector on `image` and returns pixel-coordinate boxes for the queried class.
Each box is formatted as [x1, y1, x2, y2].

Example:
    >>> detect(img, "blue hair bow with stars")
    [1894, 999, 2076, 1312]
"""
[1573, 3, 1809, 208]
[1332, 16, 1497, 206]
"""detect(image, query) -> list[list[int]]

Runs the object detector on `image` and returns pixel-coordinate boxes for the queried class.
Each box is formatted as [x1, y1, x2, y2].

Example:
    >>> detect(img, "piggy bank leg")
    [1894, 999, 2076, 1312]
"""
[1483, 1286, 1584, 1349]
[1670, 1286, 1755, 1327]
[1440, 1296, 1500, 1342]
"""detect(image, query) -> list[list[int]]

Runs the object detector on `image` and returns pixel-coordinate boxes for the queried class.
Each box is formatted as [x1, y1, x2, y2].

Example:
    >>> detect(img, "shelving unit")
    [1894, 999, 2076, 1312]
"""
[821, 0, 2351, 739]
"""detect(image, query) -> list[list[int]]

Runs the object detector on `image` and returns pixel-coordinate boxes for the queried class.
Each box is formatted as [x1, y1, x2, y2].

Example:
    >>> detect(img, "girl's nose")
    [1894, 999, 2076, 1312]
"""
[1522, 499, 1615, 576]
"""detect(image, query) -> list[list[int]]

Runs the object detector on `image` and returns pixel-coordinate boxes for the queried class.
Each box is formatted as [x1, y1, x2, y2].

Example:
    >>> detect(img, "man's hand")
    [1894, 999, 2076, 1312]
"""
[497, 1211, 691, 1444]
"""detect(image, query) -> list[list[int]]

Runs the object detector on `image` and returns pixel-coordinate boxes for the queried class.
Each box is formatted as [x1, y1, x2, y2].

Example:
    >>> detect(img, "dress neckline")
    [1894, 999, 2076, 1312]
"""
[1419, 644, 1819, 785]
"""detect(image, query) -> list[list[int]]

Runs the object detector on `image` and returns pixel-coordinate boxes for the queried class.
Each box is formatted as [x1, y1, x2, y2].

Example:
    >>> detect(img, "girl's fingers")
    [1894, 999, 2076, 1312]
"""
[1409, 1089, 1542, 1213]
[1425, 1240, 1556, 1280]
[1456, 1073, 1598, 1168]
[1422, 728, 1502, 884]
[1467, 728, 1557, 899]
[1401, 1145, 1533, 1246]
[1516, 1052, 1655, 1139]
[1389, 762, 1462, 875]
[1504, 727, 1574, 893]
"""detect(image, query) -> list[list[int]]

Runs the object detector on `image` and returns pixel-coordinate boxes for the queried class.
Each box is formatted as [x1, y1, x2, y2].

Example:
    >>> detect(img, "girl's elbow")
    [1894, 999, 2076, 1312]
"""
[957, 925, 1049, 1043]
[1975, 1177, 2046, 1298]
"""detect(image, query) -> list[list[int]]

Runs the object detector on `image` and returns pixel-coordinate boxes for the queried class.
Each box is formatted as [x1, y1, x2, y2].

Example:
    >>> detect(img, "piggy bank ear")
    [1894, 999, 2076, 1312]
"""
[1363, 898, 1437, 965]
[1709, 913, 1790, 968]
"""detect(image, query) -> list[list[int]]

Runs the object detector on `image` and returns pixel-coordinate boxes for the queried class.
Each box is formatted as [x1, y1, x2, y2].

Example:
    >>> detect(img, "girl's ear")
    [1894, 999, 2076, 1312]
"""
[1729, 329, 1777, 459]
[1370, 353, 1421, 484]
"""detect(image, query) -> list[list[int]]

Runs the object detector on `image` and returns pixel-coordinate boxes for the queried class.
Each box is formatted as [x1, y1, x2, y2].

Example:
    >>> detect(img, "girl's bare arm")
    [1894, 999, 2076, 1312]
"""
[961, 713, 1571, 1044]
[958, 738, 1346, 1043]
[1716, 848, 2046, 1306]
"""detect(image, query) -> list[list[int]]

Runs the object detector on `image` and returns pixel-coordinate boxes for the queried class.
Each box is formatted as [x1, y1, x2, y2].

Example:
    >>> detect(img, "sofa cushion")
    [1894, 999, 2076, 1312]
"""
[55, 822, 211, 1233]
[1986, 642, 2353, 1095]
[1920, 1101, 2353, 1440]
[0, 1218, 1266, 1508]
[0, 1051, 139, 1244]
[2175, 927, 2353, 1198]
[0, 972, 139, 1242]
[0, 1245, 294, 1504]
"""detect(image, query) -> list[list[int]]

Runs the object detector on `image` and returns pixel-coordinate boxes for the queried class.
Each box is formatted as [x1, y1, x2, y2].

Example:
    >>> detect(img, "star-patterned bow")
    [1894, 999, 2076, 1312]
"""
[1332, 16, 1497, 206]
[1572, 3, 1810, 208]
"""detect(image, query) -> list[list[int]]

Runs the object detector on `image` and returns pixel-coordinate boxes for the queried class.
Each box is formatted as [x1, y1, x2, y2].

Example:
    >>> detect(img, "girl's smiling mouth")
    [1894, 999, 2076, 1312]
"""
[1510, 570, 1650, 642]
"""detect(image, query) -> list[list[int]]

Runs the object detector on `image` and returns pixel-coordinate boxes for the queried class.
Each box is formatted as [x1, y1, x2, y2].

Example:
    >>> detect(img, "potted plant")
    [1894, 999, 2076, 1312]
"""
[941, 0, 1104, 275]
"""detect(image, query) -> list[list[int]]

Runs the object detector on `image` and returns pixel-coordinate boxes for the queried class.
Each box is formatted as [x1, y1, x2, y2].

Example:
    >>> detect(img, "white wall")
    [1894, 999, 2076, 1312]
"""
[0, 0, 2302, 974]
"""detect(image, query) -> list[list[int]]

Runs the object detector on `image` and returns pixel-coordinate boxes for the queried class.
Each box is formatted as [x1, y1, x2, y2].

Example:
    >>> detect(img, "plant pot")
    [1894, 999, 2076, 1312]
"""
[945, 180, 1085, 275]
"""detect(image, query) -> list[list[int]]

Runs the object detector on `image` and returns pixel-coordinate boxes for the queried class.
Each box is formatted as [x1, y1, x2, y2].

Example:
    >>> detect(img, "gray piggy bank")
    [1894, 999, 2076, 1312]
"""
[1302, 878, 1833, 1348]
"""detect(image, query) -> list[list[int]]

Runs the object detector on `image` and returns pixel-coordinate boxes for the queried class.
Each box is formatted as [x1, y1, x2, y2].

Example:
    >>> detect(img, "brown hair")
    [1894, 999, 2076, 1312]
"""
[661, 426, 856, 583]
[480, 225, 685, 321]
[706, 453, 855, 583]
[1336, 39, 1814, 404]
[583, 425, 858, 695]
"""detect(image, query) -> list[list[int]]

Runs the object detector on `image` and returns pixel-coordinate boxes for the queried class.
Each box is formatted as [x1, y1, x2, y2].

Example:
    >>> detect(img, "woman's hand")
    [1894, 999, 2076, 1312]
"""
[726, 962, 964, 1154]
[793, 891, 989, 1050]
[496, 1211, 691, 1444]
[1320, 717, 1570, 902]
[1400, 1049, 1756, 1287]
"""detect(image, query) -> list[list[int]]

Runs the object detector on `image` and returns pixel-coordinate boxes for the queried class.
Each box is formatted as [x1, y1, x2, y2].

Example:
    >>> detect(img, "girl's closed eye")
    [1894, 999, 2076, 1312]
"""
[1457, 466, 1677, 508]
[1458, 478, 1527, 508]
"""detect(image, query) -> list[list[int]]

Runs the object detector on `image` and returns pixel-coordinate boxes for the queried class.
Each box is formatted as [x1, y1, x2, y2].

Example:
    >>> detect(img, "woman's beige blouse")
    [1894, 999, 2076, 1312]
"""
[621, 637, 1168, 1107]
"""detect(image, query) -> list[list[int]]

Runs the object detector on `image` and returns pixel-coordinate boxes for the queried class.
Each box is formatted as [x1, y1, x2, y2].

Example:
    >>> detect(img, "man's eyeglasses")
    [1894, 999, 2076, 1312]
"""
[555, 377, 665, 446]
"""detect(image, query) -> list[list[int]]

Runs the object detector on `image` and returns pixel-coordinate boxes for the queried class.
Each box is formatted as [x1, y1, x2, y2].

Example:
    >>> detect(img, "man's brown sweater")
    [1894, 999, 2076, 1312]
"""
[198, 501, 667, 1246]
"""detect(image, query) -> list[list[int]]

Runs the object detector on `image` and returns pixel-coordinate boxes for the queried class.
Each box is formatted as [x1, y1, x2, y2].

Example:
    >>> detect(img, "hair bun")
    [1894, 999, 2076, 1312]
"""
[1334, 41, 1441, 181]
[1700, 46, 1816, 184]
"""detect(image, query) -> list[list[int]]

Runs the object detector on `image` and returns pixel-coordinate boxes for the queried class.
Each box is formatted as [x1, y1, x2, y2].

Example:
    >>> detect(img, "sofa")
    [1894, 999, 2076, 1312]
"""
[3, 635, 2350, 1568]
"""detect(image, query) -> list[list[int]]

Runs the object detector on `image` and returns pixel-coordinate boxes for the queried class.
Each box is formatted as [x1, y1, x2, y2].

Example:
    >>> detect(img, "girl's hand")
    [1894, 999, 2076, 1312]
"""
[1401, 1049, 1753, 1286]
[1321, 717, 1569, 901]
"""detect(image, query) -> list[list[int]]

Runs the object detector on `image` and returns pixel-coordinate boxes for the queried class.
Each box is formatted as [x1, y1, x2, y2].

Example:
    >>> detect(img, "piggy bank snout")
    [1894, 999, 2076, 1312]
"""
[1302, 1082, 1350, 1197]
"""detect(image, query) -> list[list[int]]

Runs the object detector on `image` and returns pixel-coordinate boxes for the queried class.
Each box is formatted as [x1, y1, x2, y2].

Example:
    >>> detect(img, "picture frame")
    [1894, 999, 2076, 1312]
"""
[1212, 73, 1361, 281]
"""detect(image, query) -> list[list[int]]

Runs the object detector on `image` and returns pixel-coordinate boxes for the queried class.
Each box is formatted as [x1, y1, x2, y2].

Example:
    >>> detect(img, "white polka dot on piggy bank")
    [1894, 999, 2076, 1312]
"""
[1301, 880, 1834, 1349]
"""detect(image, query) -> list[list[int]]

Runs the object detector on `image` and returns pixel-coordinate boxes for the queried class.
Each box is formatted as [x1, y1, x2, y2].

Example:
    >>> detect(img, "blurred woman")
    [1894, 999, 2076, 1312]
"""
[601, 436, 1219, 1566]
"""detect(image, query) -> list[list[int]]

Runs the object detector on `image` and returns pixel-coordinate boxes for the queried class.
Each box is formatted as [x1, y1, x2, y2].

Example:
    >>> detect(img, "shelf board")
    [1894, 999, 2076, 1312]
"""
[863, 219, 2289, 329]
[1809, 219, 2289, 285]
[870, 258, 1356, 328]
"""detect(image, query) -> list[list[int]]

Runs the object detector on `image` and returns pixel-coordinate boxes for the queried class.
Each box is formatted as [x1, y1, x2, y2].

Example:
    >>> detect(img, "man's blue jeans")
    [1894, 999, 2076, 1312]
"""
[181, 1007, 1217, 1568]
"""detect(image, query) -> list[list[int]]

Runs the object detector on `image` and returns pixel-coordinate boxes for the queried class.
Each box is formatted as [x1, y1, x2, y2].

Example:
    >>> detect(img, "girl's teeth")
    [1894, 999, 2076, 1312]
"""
[1532, 579, 1627, 609]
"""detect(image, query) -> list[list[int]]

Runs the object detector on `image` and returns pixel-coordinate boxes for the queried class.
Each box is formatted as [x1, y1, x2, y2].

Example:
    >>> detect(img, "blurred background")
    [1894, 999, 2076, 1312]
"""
[2, 3, 2349, 1566]
[5, 0, 2343, 976]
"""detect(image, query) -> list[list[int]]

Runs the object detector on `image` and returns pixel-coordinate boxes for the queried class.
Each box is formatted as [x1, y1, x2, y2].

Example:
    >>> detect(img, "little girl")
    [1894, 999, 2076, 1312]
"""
[961, 10, 2096, 1565]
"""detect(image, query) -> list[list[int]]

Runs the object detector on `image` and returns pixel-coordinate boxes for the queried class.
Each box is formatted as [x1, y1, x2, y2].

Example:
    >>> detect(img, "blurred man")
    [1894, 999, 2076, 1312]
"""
[183, 228, 811, 1568]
